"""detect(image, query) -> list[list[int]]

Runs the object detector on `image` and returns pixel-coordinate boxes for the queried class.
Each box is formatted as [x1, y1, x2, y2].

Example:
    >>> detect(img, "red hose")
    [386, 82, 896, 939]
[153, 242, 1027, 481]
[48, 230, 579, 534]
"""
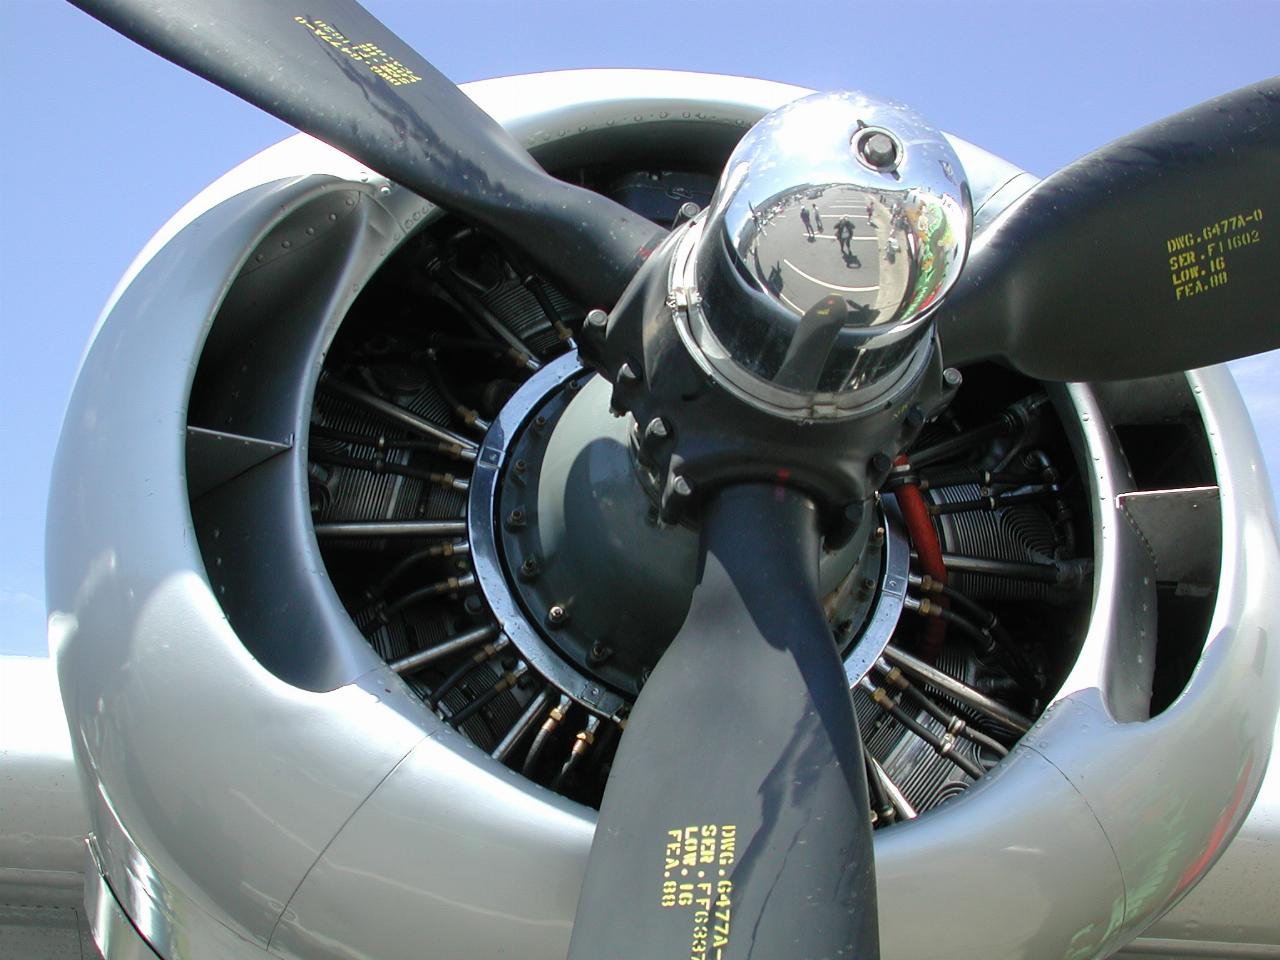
[894, 455, 948, 661]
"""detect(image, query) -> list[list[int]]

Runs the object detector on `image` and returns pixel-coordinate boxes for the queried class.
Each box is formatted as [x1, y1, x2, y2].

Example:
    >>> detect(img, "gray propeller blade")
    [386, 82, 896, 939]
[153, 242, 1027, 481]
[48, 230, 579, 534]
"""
[937, 78, 1279, 381]
[567, 484, 878, 960]
[69, 0, 664, 309]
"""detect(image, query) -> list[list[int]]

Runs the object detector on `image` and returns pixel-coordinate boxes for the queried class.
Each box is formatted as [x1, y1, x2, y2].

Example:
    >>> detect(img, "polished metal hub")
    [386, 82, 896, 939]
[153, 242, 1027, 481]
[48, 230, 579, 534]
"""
[678, 91, 972, 420]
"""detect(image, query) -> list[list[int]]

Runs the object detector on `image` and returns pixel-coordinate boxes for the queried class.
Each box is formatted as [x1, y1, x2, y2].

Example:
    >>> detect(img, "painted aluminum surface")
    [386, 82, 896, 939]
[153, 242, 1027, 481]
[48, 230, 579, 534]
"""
[36, 69, 1280, 960]
[0, 655, 94, 959]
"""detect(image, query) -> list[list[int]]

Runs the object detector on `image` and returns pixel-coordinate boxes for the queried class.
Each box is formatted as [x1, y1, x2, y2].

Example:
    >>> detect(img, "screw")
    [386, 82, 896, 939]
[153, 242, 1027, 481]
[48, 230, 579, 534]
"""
[906, 404, 925, 428]
[871, 452, 893, 475]
[671, 475, 693, 498]
[675, 201, 700, 225]
[506, 507, 526, 530]
[520, 557, 540, 579]
[943, 367, 963, 388]
[588, 641, 612, 664]
[513, 458, 527, 474]
[585, 308, 608, 330]
[858, 130, 899, 169]
[548, 604, 568, 626]
[463, 595, 483, 615]
[645, 417, 670, 440]
[533, 415, 547, 429]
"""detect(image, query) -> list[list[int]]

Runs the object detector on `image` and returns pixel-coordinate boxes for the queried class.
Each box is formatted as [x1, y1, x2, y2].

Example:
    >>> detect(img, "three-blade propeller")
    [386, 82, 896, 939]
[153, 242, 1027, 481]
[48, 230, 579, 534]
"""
[68, 1, 1280, 955]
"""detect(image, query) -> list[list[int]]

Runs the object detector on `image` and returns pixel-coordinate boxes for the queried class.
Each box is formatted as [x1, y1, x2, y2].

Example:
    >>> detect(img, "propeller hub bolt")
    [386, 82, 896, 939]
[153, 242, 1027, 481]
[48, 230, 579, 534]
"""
[856, 129, 900, 170]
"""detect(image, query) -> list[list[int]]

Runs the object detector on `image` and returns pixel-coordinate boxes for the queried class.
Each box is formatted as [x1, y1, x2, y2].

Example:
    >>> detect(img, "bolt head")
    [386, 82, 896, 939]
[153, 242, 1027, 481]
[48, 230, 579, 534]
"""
[857, 130, 899, 169]
[645, 417, 670, 440]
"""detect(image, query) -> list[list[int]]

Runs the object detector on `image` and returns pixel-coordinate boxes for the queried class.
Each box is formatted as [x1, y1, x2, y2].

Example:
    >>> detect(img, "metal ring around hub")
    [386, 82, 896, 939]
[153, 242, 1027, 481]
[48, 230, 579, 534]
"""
[470, 351, 909, 722]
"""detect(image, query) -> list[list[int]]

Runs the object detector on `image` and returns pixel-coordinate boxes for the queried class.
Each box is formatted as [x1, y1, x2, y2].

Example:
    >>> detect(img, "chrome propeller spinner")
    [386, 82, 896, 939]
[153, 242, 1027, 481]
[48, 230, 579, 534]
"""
[680, 92, 972, 420]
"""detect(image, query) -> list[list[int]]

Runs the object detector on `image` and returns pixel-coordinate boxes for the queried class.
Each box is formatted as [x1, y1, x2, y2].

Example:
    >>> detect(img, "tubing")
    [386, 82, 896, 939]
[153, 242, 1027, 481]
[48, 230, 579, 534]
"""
[878, 663, 1011, 758]
[895, 455, 947, 660]
[448, 664, 527, 727]
[309, 449, 470, 491]
[427, 637, 509, 708]
[389, 623, 500, 675]
[381, 574, 477, 619]
[491, 688, 553, 762]
[860, 678, 985, 780]
[369, 542, 470, 599]
[523, 694, 572, 777]
[879, 649, 1032, 733]
[320, 377, 478, 454]
[314, 519, 468, 539]
[906, 419, 1010, 470]
[869, 756, 917, 820]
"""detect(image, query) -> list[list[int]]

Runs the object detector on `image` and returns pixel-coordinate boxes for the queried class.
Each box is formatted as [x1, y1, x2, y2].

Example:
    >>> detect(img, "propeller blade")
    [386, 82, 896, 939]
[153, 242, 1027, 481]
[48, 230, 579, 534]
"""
[937, 78, 1280, 381]
[69, 0, 663, 308]
[567, 484, 878, 960]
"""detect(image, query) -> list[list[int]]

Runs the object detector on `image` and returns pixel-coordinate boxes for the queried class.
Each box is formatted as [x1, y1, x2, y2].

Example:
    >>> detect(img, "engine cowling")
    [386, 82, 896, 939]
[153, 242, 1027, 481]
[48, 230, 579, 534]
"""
[47, 71, 1280, 960]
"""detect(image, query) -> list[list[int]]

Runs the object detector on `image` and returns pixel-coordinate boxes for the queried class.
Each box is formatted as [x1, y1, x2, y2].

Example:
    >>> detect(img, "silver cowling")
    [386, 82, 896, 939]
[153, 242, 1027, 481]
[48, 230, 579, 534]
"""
[677, 91, 973, 420]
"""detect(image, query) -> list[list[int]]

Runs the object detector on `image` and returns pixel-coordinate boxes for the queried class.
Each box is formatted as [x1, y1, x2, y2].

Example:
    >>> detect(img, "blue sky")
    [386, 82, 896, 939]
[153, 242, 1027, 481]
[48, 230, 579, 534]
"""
[1, 0, 1277, 656]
